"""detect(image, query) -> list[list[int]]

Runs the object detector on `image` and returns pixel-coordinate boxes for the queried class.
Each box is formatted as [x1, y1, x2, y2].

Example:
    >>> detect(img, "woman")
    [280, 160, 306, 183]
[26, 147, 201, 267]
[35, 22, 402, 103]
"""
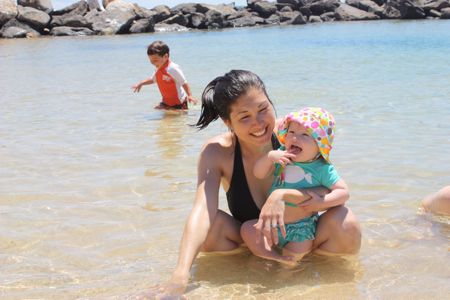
[150, 70, 361, 298]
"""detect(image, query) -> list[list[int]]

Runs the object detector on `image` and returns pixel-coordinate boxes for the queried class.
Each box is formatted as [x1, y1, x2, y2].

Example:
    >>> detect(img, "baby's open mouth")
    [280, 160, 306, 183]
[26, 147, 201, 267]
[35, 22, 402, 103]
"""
[289, 145, 302, 155]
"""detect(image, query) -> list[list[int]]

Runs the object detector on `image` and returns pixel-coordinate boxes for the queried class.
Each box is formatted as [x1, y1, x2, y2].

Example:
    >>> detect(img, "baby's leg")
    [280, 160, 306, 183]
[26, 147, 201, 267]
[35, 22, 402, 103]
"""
[240, 220, 296, 265]
[282, 239, 313, 262]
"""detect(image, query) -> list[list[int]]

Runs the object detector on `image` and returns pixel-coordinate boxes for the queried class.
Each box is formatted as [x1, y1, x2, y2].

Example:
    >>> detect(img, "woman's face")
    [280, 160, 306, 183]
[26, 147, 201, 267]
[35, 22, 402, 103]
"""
[226, 87, 276, 147]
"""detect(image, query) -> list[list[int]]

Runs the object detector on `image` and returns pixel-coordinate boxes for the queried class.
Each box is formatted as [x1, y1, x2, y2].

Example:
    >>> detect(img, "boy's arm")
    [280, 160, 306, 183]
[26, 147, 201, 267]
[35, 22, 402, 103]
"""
[182, 82, 197, 104]
[132, 78, 154, 93]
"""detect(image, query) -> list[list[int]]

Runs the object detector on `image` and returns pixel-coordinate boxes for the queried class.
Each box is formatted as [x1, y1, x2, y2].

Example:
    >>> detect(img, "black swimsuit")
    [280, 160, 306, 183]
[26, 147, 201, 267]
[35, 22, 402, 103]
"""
[226, 134, 281, 223]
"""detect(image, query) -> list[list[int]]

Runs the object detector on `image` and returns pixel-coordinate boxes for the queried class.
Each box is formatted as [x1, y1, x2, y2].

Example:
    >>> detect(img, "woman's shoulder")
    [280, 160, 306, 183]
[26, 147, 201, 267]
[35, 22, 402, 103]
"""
[200, 132, 235, 158]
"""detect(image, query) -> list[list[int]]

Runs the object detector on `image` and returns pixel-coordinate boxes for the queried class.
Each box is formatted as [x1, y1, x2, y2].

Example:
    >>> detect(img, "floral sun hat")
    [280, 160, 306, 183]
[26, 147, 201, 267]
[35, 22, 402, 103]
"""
[277, 107, 335, 163]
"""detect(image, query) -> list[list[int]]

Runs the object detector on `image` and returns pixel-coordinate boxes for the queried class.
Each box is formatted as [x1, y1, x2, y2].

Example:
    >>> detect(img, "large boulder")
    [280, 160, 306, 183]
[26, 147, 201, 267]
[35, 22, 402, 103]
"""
[253, 1, 278, 17]
[171, 3, 198, 14]
[0, 17, 40, 37]
[16, 5, 50, 31]
[335, 3, 381, 19]
[382, 0, 426, 18]
[17, 0, 53, 14]
[441, 6, 450, 17]
[346, 0, 384, 15]
[0, 0, 17, 27]
[87, 0, 101, 11]
[50, 26, 94, 36]
[84, 0, 136, 34]
[307, 0, 341, 15]
[154, 23, 189, 32]
[51, 14, 91, 29]
[163, 13, 189, 26]
[189, 12, 206, 28]
[423, 0, 450, 12]
[52, 0, 88, 16]
[129, 18, 154, 33]
[151, 5, 171, 23]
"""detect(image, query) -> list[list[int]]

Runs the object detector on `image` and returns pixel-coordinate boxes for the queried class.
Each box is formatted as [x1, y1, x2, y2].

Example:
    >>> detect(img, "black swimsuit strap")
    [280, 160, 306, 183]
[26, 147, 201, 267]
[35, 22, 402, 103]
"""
[225, 133, 280, 223]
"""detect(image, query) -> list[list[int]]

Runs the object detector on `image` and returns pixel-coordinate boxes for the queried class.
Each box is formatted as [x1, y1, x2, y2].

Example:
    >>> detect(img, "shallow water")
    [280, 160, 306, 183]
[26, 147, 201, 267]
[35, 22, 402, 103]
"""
[1, 20, 449, 299]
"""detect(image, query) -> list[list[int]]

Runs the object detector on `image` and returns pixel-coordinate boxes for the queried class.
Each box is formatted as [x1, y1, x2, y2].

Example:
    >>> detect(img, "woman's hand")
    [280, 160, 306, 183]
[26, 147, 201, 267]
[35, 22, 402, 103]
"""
[254, 189, 287, 247]
[137, 274, 188, 300]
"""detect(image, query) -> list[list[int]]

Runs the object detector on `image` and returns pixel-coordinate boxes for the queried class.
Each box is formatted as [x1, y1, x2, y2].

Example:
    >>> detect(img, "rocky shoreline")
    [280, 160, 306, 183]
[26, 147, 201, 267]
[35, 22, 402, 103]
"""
[0, 0, 449, 38]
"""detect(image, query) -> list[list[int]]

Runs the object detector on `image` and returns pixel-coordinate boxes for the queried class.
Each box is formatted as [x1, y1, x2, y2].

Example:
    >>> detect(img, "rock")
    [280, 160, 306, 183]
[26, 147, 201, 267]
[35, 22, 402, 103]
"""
[346, 0, 384, 15]
[1, 26, 28, 38]
[428, 8, 441, 16]
[265, 13, 281, 24]
[320, 11, 336, 20]
[17, 5, 50, 31]
[129, 18, 154, 33]
[17, 0, 53, 14]
[154, 23, 189, 32]
[171, 3, 197, 14]
[423, 0, 450, 12]
[228, 14, 257, 26]
[335, 3, 380, 19]
[52, 0, 88, 16]
[291, 11, 307, 23]
[87, 0, 102, 11]
[51, 14, 91, 29]
[309, 15, 323, 21]
[441, 7, 450, 18]
[189, 12, 206, 28]
[0, 0, 18, 27]
[163, 13, 189, 26]
[382, 0, 426, 19]
[253, 1, 278, 17]
[278, 10, 301, 22]
[50, 26, 94, 36]
[152, 5, 171, 23]
[0, 18, 40, 37]
[308, 0, 341, 15]
[84, 0, 136, 34]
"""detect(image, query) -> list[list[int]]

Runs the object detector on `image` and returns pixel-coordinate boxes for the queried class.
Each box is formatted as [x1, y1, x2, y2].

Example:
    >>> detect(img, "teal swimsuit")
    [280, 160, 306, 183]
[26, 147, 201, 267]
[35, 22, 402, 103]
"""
[271, 157, 340, 248]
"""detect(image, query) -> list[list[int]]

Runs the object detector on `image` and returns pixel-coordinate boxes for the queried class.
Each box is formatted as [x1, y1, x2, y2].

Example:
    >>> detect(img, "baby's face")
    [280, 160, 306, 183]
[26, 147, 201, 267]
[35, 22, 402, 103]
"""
[285, 122, 320, 162]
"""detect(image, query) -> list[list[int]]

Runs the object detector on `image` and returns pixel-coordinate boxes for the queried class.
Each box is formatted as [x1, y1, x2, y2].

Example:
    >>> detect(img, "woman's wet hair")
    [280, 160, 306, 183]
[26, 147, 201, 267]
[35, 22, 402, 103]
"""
[195, 70, 272, 130]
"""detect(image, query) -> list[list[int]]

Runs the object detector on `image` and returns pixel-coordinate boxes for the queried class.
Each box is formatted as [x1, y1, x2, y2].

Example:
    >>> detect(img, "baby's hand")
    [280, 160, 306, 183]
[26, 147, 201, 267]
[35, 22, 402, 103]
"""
[268, 150, 296, 166]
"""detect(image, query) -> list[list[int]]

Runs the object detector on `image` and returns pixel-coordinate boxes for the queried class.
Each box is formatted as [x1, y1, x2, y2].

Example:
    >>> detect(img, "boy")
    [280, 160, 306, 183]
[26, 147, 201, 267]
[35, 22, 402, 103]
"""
[132, 41, 197, 110]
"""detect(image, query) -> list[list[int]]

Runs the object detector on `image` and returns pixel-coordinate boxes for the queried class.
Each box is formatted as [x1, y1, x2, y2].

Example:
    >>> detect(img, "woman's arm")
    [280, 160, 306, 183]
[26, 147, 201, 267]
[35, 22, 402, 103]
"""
[298, 179, 349, 212]
[158, 143, 223, 296]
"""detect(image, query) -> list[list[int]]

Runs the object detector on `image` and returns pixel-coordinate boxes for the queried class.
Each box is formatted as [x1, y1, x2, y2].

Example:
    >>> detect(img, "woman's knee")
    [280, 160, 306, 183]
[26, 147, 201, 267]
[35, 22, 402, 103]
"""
[201, 210, 242, 252]
[316, 206, 361, 254]
[240, 219, 257, 241]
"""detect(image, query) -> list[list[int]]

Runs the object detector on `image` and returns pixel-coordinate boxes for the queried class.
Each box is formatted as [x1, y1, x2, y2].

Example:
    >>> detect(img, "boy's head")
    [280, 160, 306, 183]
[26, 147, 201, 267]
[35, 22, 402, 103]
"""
[277, 107, 335, 163]
[147, 41, 170, 68]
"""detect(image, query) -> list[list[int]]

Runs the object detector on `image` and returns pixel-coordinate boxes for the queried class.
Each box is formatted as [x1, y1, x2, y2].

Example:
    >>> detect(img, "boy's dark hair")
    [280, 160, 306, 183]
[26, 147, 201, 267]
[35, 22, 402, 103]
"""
[147, 41, 170, 56]
[195, 70, 273, 130]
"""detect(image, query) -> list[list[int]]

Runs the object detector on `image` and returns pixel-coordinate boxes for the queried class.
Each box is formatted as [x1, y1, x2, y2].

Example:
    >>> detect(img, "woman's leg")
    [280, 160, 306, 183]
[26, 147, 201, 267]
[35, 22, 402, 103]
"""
[313, 205, 361, 255]
[200, 210, 243, 252]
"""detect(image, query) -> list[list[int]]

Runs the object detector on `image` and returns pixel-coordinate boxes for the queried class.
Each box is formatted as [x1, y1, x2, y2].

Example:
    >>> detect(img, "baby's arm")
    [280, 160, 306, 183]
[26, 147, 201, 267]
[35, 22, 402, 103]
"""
[132, 78, 154, 92]
[253, 150, 295, 179]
